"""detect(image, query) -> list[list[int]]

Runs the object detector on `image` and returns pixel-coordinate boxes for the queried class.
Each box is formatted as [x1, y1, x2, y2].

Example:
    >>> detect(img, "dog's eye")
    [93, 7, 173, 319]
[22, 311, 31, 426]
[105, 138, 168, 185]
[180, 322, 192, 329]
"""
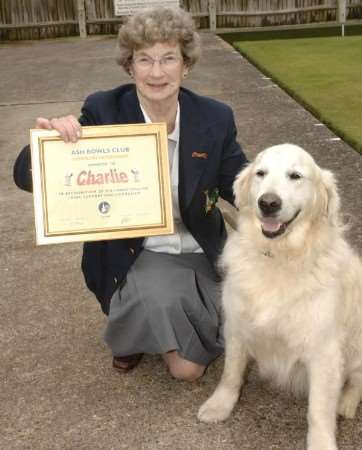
[256, 170, 266, 178]
[289, 172, 302, 180]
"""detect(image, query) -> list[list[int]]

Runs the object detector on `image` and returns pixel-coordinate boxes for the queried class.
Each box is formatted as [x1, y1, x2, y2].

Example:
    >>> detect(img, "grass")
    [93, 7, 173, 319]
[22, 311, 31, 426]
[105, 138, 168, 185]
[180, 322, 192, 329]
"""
[220, 25, 362, 154]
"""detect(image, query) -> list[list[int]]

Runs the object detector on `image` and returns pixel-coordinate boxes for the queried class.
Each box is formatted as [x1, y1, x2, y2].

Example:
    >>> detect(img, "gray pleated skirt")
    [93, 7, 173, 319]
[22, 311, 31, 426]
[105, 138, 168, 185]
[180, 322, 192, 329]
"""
[103, 250, 224, 366]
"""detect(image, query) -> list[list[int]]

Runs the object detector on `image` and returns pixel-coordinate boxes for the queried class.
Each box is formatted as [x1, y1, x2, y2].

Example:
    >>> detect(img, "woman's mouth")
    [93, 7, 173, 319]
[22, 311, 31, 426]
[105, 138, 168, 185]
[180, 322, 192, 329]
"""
[147, 83, 168, 90]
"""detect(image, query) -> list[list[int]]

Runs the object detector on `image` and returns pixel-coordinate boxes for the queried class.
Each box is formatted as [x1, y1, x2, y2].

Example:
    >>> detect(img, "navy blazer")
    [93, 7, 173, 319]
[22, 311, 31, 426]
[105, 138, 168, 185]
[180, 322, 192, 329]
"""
[14, 84, 247, 314]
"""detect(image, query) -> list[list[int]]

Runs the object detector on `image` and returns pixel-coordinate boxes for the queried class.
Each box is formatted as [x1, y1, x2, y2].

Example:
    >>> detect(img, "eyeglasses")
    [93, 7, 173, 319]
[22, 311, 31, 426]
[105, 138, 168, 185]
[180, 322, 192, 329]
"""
[132, 54, 182, 71]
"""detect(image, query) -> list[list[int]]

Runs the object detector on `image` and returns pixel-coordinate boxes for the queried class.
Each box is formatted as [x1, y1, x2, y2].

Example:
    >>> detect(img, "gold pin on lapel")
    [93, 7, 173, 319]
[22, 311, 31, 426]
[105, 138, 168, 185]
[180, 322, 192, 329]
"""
[192, 151, 208, 160]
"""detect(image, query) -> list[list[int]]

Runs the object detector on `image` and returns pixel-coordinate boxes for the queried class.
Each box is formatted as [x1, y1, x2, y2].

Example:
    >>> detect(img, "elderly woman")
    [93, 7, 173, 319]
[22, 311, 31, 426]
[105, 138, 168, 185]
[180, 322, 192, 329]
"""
[14, 7, 247, 381]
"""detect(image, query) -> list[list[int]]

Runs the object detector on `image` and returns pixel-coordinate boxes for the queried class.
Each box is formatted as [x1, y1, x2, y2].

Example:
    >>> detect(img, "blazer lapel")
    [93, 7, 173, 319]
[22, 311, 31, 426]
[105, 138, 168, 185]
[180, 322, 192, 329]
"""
[117, 85, 145, 124]
[178, 90, 211, 212]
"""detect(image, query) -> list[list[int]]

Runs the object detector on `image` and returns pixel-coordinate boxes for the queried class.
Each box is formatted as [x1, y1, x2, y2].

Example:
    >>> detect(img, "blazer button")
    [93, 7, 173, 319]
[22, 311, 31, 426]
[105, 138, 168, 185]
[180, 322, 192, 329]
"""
[129, 247, 135, 255]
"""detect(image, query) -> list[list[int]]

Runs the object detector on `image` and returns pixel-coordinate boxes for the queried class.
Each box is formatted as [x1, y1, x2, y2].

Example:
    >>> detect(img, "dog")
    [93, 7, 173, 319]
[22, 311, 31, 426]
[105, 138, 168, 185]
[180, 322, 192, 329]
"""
[198, 144, 362, 450]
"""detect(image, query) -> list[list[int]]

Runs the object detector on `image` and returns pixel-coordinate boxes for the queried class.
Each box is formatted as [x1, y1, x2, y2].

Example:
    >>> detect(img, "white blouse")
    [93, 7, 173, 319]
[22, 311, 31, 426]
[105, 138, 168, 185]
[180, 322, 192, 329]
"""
[141, 102, 203, 254]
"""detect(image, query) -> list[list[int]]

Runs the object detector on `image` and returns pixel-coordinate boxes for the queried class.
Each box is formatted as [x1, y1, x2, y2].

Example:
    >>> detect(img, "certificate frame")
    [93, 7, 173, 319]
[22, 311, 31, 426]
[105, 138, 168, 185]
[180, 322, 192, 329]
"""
[30, 123, 173, 245]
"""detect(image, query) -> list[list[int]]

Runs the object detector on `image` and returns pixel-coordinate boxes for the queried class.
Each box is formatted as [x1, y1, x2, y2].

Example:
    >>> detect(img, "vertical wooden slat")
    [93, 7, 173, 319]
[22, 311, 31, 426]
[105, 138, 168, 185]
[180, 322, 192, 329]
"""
[85, 0, 96, 20]
[338, 0, 347, 35]
[77, 0, 87, 37]
[338, 0, 347, 22]
[209, 0, 217, 31]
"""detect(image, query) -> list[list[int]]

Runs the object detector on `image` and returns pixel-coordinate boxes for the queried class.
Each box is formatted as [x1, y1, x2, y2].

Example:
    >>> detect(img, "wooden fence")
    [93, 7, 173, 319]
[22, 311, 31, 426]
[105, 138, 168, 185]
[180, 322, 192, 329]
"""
[0, 0, 361, 41]
[184, 0, 362, 30]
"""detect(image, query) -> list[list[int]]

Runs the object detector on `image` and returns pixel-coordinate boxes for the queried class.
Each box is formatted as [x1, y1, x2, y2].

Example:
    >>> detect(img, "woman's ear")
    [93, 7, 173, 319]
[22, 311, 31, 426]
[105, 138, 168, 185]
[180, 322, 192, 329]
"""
[233, 164, 252, 209]
[182, 57, 190, 77]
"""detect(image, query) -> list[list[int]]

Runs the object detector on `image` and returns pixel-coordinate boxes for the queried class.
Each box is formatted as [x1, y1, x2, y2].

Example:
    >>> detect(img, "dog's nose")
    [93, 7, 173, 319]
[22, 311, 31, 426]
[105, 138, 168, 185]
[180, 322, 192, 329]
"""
[258, 193, 282, 215]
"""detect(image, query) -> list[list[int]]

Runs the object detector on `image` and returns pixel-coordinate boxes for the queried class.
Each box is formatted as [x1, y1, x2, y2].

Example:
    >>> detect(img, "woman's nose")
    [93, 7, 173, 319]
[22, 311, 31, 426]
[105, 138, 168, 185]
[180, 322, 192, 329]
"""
[149, 60, 164, 76]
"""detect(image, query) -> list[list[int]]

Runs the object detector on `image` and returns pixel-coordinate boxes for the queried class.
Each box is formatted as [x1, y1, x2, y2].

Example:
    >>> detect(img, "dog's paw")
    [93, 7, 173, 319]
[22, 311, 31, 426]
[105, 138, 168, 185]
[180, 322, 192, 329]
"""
[338, 387, 360, 419]
[307, 430, 338, 450]
[198, 389, 237, 423]
[198, 398, 232, 423]
[307, 444, 337, 450]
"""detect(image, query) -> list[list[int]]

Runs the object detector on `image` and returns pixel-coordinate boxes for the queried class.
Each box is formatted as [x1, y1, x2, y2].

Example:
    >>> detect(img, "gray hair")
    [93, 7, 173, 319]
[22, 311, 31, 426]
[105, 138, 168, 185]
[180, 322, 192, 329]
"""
[116, 7, 201, 74]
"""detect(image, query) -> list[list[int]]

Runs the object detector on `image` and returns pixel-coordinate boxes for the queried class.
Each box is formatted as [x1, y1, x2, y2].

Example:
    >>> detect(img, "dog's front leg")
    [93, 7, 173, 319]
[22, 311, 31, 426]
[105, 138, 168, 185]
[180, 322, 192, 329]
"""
[198, 307, 248, 423]
[306, 342, 343, 450]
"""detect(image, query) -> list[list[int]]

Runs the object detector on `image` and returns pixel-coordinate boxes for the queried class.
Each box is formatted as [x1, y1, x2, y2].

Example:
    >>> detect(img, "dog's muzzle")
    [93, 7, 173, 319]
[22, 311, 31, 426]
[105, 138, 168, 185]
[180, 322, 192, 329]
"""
[258, 193, 300, 239]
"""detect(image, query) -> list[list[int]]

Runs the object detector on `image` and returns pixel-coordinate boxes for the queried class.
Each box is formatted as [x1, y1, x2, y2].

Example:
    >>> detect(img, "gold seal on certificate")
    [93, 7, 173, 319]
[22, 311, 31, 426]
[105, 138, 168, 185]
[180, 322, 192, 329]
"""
[30, 123, 173, 245]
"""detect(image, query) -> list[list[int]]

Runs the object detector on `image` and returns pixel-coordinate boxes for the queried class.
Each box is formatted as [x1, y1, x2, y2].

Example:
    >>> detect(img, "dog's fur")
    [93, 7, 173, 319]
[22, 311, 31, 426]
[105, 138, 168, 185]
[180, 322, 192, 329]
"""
[198, 144, 362, 450]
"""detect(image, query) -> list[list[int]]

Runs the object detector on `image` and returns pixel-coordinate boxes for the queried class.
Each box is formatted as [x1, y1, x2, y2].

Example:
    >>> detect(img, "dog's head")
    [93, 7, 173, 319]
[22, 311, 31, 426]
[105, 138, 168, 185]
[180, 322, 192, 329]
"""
[233, 144, 340, 240]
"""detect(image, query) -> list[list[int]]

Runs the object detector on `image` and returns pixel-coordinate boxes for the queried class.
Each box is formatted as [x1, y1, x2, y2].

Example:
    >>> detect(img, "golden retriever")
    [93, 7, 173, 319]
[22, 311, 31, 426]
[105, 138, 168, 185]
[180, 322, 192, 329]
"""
[198, 144, 362, 450]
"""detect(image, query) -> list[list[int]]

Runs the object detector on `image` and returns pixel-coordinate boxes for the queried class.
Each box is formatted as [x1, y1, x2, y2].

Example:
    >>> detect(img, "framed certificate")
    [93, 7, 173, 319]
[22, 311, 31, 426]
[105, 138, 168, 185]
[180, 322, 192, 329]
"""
[30, 123, 173, 245]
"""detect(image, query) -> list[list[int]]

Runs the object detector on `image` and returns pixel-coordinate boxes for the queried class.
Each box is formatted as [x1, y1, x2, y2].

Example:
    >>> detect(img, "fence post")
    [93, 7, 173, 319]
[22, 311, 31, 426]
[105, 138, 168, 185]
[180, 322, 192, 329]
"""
[77, 0, 87, 38]
[338, 0, 346, 36]
[208, 0, 216, 32]
[338, 0, 346, 23]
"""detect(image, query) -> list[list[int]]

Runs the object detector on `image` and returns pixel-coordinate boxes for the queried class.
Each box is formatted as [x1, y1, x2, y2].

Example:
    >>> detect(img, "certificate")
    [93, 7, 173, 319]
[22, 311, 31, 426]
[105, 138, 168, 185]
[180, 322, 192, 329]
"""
[30, 123, 173, 245]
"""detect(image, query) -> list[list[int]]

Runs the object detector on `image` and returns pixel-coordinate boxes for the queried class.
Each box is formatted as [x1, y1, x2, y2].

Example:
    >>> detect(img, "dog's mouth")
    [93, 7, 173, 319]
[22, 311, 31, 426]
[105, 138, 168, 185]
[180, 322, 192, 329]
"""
[260, 210, 301, 239]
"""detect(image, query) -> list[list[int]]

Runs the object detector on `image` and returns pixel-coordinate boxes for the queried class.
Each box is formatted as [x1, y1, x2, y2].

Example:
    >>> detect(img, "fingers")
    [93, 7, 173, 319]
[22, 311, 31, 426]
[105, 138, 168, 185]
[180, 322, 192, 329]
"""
[35, 115, 82, 143]
[36, 117, 53, 130]
[50, 115, 82, 143]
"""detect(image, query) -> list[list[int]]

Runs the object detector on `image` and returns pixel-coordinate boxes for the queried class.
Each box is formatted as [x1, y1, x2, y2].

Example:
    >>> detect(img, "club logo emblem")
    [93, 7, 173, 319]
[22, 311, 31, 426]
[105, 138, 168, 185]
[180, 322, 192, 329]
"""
[131, 168, 141, 182]
[98, 201, 111, 215]
[64, 172, 73, 186]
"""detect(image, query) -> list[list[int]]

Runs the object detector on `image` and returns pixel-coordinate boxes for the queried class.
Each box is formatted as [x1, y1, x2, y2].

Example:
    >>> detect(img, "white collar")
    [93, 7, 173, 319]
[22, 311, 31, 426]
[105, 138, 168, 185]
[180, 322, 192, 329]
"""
[139, 102, 180, 143]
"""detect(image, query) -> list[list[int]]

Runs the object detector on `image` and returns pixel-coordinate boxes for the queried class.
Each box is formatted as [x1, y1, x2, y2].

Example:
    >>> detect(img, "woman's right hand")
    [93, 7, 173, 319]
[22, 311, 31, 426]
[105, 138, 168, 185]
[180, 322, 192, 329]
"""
[36, 115, 82, 143]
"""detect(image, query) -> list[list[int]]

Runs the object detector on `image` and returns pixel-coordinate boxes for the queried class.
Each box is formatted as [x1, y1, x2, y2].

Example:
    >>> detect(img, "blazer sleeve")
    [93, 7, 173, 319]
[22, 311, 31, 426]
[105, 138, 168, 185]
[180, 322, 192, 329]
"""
[218, 108, 248, 205]
[13, 144, 33, 192]
[78, 94, 100, 126]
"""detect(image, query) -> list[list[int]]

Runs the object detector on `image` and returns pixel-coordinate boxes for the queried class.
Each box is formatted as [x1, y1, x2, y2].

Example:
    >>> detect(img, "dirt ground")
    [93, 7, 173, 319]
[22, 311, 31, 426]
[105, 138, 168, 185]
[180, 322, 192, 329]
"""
[1, 32, 361, 450]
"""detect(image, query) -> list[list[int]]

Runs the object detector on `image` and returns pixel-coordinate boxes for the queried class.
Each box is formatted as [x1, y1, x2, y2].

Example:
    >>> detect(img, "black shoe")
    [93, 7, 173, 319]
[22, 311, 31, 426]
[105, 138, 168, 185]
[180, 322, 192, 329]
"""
[112, 354, 143, 372]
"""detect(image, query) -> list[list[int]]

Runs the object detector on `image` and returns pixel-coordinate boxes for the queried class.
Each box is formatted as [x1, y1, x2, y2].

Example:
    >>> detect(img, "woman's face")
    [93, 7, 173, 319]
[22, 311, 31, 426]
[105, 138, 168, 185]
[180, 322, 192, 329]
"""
[130, 42, 188, 107]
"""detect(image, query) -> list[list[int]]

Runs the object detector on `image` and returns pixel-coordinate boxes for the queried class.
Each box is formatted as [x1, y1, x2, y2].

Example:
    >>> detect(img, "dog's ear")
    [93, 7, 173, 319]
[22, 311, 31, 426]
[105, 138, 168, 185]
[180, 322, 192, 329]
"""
[320, 169, 340, 224]
[233, 164, 252, 209]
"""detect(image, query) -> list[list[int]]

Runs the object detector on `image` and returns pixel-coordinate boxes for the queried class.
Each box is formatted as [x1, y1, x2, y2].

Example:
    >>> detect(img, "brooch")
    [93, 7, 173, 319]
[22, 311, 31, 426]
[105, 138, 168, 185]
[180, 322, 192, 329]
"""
[192, 151, 208, 160]
[204, 188, 219, 214]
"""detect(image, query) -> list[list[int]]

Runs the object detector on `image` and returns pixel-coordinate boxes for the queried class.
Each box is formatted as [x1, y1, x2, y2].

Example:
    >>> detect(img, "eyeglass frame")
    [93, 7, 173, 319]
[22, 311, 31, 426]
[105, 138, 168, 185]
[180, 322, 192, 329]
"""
[131, 53, 184, 71]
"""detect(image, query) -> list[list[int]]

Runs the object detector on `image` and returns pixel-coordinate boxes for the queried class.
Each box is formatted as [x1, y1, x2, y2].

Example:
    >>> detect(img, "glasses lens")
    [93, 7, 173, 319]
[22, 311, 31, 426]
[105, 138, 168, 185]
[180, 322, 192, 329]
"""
[133, 55, 181, 70]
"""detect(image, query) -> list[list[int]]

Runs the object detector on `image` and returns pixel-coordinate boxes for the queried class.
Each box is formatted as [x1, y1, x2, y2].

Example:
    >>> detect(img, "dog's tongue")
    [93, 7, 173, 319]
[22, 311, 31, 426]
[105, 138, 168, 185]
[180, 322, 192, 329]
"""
[261, 217, 282, 232]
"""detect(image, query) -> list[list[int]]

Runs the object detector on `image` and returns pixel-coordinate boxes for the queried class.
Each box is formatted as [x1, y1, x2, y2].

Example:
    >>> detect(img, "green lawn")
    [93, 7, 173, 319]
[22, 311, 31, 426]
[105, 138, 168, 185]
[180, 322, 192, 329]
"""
[221, 27, 362, 153]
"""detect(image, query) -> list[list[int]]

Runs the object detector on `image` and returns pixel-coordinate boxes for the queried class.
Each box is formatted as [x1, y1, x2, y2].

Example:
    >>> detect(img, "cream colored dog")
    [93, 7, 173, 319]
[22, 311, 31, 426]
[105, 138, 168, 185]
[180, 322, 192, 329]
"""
[198, 144, 362, 450]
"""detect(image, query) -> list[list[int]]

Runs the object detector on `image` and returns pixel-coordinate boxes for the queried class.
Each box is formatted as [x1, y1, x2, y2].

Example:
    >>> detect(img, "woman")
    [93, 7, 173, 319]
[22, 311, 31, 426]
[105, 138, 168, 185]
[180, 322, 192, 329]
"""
[14, 7, 248, 381]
